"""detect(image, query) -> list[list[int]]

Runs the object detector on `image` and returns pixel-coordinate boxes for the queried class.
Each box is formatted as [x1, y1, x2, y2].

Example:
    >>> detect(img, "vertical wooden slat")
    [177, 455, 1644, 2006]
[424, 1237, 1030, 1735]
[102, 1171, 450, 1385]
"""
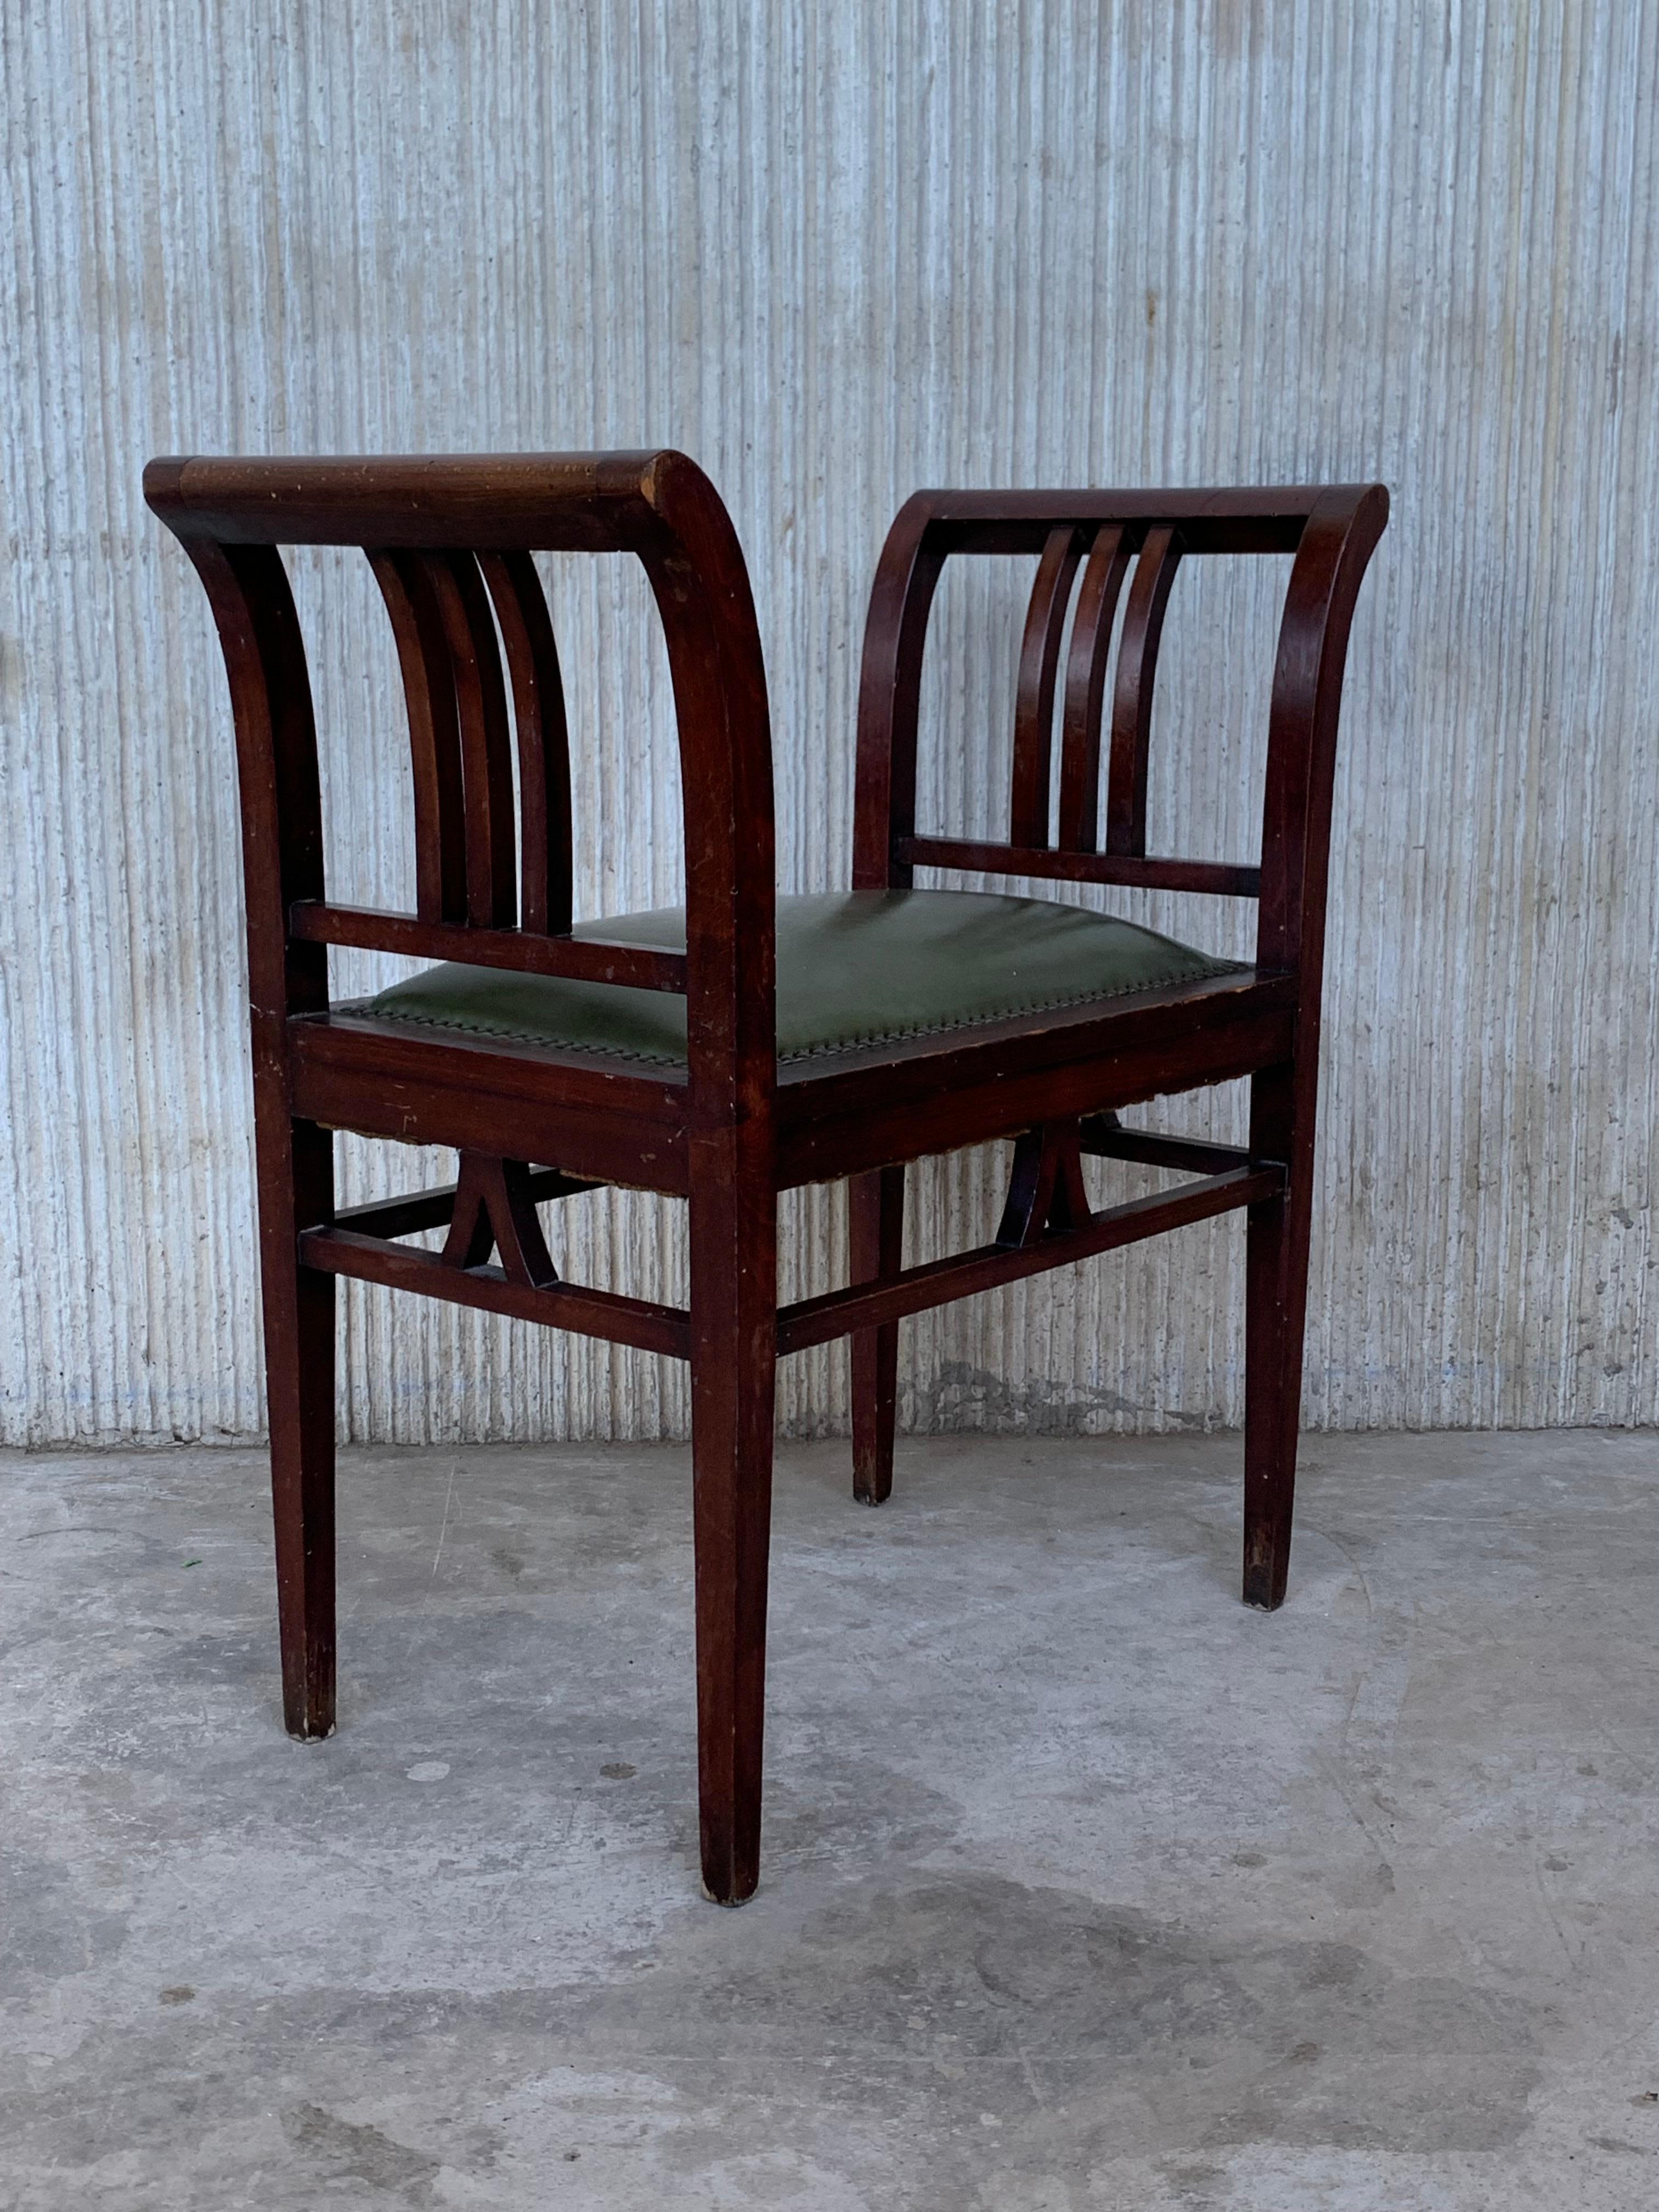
[1104, 525, 1183, 857]
[1056, 524, 1131, 851]
[421, 551, 518, 929]
[479, 550, 574, 934]
[853, 498, 946, 889]
[366, 550, 467, 923]
[1009, 524, 1084, 848]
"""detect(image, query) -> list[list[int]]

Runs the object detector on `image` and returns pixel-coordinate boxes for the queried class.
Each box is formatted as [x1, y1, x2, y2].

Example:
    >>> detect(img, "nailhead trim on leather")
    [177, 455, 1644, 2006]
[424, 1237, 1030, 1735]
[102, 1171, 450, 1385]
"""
[338, 950, 1245, 1069]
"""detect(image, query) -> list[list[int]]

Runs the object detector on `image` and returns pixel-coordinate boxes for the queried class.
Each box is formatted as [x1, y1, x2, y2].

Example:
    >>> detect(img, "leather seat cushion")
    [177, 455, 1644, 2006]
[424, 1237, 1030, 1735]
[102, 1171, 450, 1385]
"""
[348, 888, 1244, 1068]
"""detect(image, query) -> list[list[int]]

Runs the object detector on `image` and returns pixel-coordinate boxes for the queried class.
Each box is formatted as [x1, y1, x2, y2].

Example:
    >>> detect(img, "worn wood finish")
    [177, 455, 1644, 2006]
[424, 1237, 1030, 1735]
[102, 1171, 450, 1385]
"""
[148, 449, 1384, 1899]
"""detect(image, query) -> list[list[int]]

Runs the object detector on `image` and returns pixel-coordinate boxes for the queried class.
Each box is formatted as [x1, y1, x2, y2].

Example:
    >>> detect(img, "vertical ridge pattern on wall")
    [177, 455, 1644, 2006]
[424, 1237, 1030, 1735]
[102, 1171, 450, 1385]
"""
[2, 1, 1655, 1443]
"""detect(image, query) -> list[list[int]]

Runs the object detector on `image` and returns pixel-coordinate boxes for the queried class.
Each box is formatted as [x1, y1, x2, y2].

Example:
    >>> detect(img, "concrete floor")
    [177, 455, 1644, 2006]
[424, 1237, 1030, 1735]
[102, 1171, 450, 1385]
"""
[2, 1429, 1657, 2209]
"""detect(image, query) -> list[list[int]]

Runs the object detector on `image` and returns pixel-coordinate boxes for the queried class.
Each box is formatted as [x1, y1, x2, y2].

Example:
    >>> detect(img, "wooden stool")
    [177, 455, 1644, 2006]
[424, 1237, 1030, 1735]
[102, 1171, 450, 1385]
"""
[146, 452, 1386, 1900]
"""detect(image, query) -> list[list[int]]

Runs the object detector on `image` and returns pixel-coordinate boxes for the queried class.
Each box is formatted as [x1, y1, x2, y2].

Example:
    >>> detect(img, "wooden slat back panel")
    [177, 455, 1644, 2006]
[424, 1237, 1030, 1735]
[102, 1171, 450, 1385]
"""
[856, 483, 1390, 940]
[1007, 519, 1182, 861]
[369, 546, 568, 938]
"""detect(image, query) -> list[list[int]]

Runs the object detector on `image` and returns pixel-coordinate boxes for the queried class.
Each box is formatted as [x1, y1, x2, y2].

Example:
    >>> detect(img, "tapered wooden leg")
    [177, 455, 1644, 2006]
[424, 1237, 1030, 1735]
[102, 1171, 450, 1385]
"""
[850, 1165, 904, 1504]
[689, 1158, 777, 1904]
[258, 1115, 336, 1736]
[1243, 1062, 1313, 1611]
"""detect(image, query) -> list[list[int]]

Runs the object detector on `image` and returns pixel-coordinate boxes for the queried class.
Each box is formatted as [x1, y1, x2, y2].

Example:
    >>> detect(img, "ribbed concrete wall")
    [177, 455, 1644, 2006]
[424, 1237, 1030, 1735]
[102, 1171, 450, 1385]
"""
[3, 3, 1655, 1445]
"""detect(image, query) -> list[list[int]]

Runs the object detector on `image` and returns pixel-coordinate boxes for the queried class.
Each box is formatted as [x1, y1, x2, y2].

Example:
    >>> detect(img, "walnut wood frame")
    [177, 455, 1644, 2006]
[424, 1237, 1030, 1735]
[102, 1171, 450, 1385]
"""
[145, 452, 1387, 1904]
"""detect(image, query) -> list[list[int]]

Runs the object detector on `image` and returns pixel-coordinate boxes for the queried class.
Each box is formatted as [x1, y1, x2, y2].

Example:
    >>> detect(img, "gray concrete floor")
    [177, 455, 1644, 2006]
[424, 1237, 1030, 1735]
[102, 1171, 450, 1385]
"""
[2, 1429, 1657, 2209]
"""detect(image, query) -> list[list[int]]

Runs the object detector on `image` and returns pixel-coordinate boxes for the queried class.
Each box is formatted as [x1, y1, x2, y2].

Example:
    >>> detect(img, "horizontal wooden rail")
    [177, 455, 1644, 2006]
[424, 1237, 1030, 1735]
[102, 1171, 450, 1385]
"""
[299, 1226, 691, 1359]
[290, 902, 688, 992]
[896, 837, 1261, 899]
[776, 1163, 1283, 1353]
[1078, 1117, 1253, 1177]
[333, 1167, 599, 1241]
[912, 492, 1329, 558]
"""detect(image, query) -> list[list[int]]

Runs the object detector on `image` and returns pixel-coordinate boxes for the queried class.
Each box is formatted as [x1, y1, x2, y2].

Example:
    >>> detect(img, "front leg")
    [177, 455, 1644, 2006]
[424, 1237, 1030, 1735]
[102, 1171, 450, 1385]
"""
[688, 1147, 778, 1903]
[258, 1114, 337, 1736]
[1243, 1061, 1314, 1611]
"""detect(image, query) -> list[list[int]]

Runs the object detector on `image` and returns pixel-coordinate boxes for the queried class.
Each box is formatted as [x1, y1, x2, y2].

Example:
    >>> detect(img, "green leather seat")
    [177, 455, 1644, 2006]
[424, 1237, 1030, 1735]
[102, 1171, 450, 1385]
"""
[351, 888, 1244, 1068]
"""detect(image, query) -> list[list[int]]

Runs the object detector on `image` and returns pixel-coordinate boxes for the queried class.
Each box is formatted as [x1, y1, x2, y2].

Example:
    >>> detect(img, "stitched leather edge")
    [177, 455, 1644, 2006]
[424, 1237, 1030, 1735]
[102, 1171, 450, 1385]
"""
[336, 951, 1247, 1070]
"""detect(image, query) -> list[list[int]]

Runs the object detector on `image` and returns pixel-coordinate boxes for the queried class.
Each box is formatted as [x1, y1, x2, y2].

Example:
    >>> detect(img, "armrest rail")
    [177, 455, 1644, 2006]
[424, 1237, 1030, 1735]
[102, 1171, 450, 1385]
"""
[290, 901, 689, 993]
[897, 836, 1260, 899]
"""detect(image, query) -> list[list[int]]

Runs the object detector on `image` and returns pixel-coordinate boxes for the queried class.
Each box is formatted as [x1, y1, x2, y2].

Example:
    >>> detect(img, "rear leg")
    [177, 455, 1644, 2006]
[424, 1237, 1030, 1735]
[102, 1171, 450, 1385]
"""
[850, 1165, 904, 1504]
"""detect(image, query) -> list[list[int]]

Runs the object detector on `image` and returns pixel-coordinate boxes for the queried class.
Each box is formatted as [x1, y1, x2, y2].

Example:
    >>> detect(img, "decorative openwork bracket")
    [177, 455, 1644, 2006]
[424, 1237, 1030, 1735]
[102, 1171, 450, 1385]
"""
[298, 1134, 1285, 1368]
[441, 1153, 559, 1286]
[775, 1118, 1286, 1356]
[297, 1159, 697, 1363]
[995, 1118, 1093, 1247]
